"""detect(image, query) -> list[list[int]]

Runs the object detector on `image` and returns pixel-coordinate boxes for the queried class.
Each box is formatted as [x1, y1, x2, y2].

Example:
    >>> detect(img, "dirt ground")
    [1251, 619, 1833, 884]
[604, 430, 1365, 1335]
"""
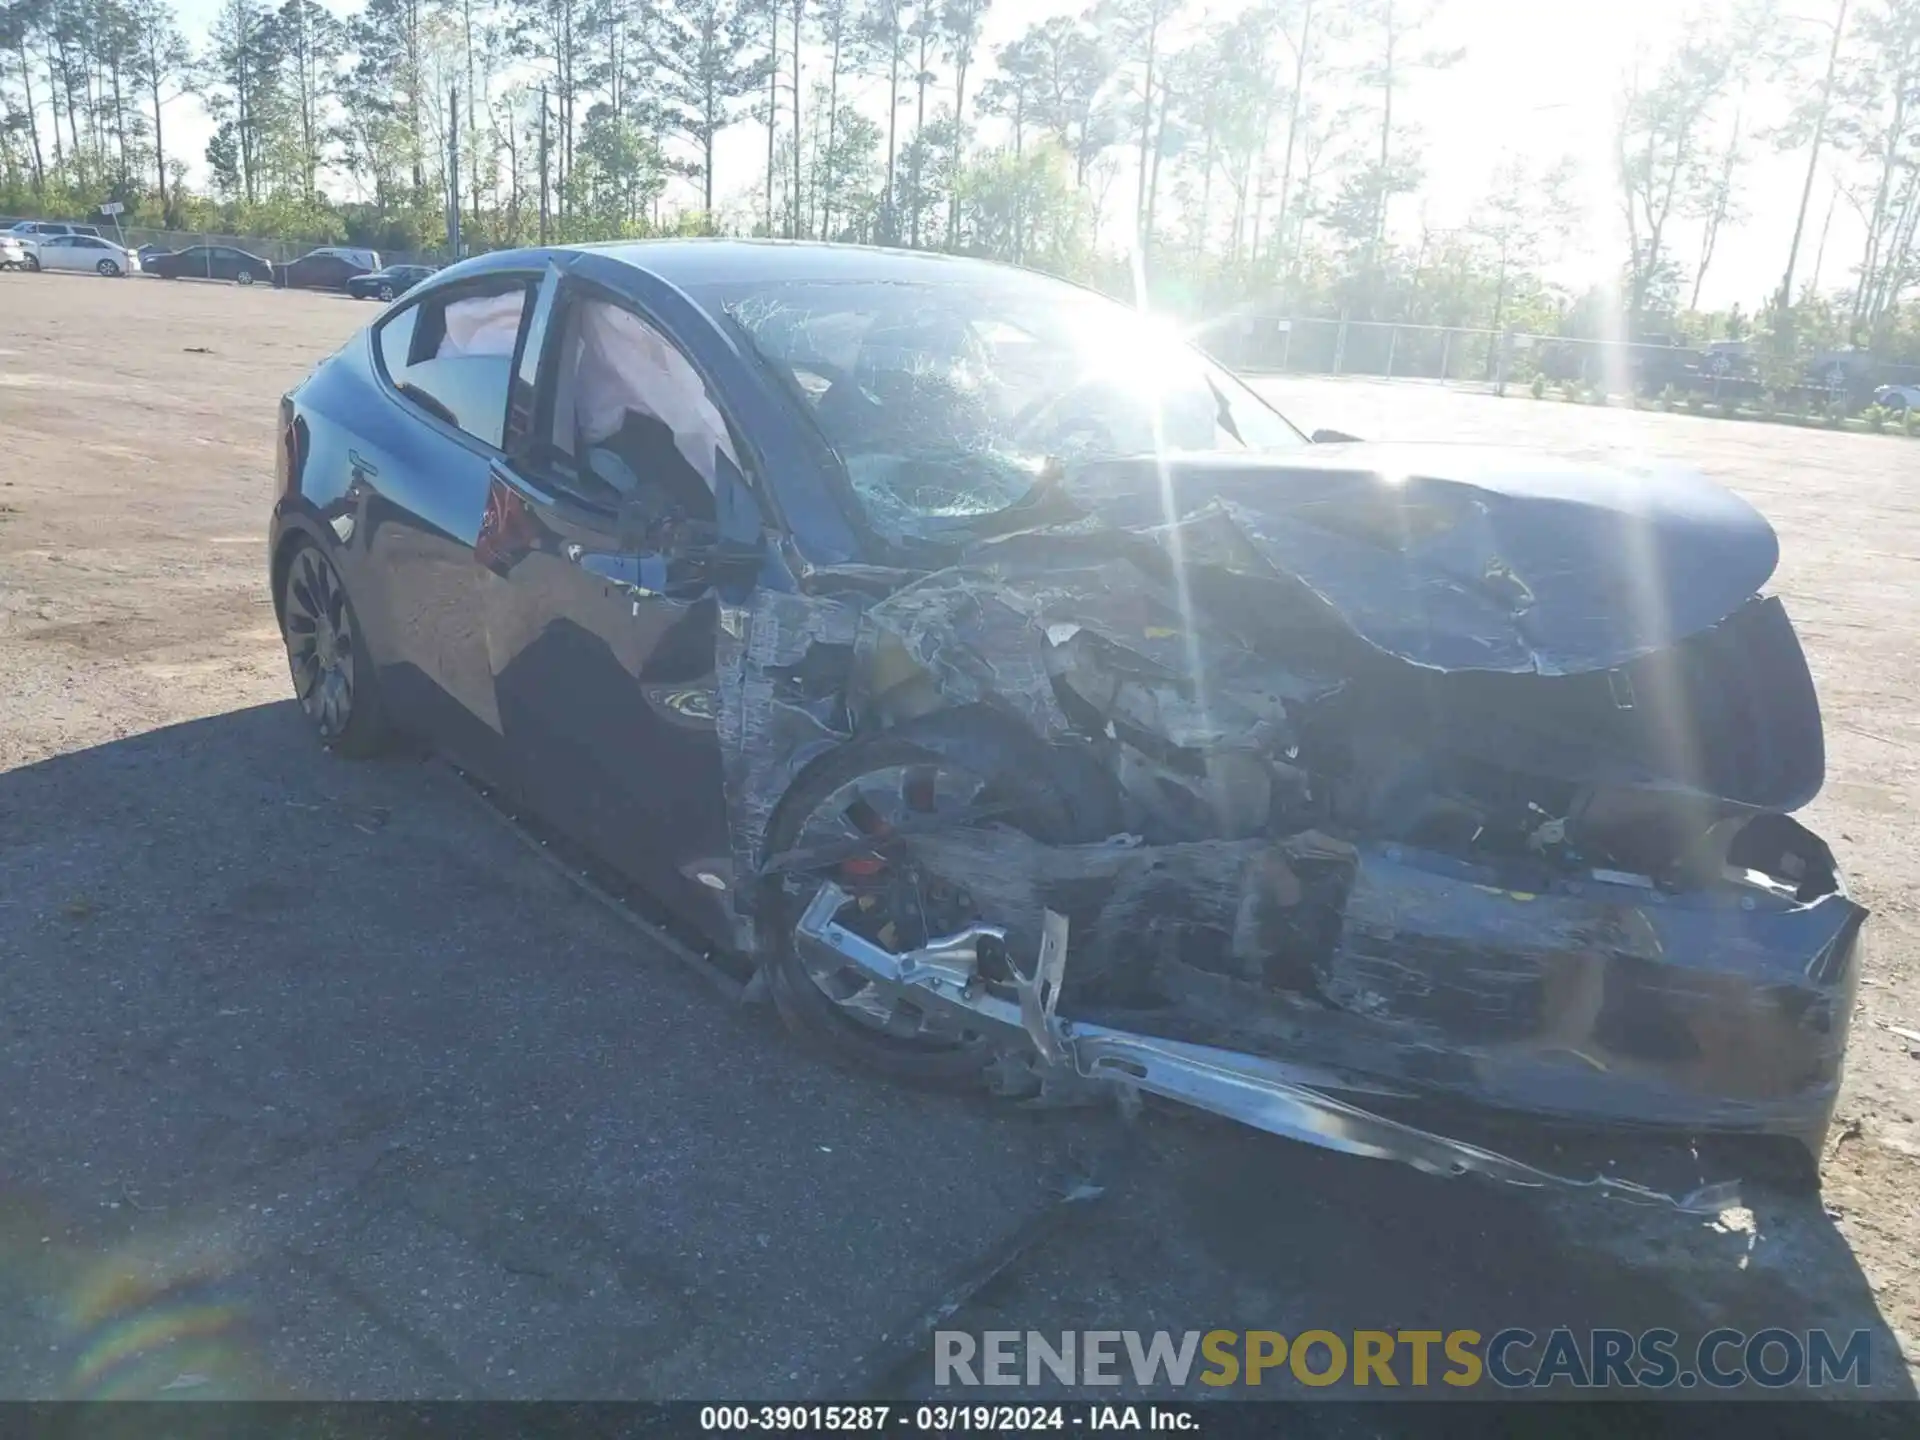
[1, 269, 1916, 1403]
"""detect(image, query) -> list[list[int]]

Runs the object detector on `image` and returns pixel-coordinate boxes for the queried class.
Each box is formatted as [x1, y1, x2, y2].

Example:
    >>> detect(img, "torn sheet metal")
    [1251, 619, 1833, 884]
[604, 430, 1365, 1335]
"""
[715, 586, 864, 945]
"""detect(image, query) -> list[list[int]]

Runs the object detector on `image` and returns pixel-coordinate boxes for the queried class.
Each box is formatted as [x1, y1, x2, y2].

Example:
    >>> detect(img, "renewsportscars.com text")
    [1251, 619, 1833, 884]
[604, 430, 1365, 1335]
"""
[933, 1327, 1875, 1390]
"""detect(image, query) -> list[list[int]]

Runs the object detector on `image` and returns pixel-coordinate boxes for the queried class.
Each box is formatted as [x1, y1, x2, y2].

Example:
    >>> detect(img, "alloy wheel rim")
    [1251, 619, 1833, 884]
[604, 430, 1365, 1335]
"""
[783, 760, 998, 1047]
[283, 550, 356, 739]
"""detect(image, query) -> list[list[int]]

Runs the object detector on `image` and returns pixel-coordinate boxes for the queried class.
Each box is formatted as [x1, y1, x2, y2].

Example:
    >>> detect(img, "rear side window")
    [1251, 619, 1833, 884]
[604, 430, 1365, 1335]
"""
[378, 307, 418, 380]
[374, 281, 532, 450]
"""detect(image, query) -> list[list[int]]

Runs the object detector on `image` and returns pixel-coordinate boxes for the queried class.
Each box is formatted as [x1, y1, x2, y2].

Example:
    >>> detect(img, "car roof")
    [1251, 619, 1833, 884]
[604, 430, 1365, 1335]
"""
[442, 238, 1088, 302]
[607, 238, 1077, 294]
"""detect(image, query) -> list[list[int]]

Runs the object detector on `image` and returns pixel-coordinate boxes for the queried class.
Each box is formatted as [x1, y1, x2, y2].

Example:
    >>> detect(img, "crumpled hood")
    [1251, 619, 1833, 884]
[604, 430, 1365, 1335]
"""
[1056, 444, 1781, 675]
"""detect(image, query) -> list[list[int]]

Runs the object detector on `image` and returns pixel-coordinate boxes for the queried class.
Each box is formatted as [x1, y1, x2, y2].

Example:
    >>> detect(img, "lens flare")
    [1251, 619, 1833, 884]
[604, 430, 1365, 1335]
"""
[1128, 242, 1213, 748]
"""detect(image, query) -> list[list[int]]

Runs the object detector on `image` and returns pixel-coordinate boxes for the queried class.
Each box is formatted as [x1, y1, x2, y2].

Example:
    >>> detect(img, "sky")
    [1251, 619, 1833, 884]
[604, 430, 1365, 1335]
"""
[165, 0, 1860, 312]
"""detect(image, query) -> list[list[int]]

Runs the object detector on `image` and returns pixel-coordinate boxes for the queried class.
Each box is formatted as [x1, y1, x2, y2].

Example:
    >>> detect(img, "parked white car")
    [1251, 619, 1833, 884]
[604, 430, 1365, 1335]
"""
[1872, 384, 1920, 412]
[23, 233, 140, 276]
[0, 234, 27, 270]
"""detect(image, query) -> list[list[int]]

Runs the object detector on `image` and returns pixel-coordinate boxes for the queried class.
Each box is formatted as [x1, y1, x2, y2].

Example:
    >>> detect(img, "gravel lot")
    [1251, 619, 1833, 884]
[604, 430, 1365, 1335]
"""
[0, 271, 1915, 1406]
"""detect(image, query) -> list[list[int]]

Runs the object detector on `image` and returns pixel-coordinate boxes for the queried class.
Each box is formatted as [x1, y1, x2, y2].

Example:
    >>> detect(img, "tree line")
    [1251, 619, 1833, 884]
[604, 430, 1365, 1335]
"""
[2, 0, 1918, 360]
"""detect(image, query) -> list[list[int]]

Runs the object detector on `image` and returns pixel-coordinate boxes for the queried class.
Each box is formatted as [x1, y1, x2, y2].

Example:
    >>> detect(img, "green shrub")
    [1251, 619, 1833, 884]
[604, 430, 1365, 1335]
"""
[1717, 397, 1740, 420]
[1826, 402, 1847, 428]
[1904, 407, 1918, 437]
[1658, 384, 1679, 412]
[1529, 374, 1547, 400]
[1864, 404, 1890, 433]
[1686, 391, 1708, 415]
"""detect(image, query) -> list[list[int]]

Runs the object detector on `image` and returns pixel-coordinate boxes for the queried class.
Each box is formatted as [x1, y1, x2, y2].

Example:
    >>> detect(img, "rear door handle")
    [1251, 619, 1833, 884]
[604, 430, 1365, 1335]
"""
[347, 449, 378, 481]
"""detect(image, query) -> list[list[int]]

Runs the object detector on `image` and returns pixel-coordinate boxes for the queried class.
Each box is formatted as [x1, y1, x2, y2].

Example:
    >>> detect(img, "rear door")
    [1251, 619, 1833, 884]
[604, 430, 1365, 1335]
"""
[345, 269, 545, 775]
[477, 268, 767, 936]
[40, 237, 79, 271]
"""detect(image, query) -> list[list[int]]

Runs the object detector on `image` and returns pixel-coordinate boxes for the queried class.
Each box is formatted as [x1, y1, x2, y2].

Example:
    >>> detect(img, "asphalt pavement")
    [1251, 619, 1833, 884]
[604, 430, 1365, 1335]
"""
[0, 699, 1910, 1411]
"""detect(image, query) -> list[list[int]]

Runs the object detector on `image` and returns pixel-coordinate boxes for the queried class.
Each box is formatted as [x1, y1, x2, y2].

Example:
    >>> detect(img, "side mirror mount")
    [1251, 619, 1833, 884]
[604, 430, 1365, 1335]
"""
[672, 536, 766, 597]
[1311, 427, 1361, 444]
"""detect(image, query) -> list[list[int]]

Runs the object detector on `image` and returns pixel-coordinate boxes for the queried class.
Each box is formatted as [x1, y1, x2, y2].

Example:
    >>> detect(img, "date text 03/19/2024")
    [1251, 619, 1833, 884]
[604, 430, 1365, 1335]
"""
[698, 1406, 1193, 1431]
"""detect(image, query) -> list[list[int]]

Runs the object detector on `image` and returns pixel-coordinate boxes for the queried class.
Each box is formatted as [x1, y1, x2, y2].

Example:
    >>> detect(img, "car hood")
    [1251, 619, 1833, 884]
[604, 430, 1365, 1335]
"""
[1049, 444, 1780, 676]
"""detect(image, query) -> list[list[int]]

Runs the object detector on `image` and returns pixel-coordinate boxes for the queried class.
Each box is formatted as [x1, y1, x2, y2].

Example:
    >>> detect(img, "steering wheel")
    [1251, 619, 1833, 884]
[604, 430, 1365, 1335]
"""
[798, 355, 886, 438]
[1006, 374, 1127, 456]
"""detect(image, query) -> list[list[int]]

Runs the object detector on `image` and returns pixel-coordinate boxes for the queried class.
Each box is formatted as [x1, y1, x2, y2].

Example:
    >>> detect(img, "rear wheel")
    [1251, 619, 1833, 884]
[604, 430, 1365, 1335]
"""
[24, 254, 39, 272]
[279, 541, 390, 758]
[237, 269, 255, 286]
[377, 283, 395, 301]
[96, 259, 120, 276]
[760, 714, 1077, 1091]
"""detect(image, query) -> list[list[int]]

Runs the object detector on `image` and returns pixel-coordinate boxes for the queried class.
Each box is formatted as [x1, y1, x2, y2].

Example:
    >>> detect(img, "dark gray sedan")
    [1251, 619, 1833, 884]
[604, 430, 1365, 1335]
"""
[346, 263, 438, 302]
[266, 240, 1866, 1209]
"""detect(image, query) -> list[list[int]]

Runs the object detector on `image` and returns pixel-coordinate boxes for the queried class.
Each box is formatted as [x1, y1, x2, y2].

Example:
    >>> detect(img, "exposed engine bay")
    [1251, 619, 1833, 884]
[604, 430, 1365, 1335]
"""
[718, 444, 1868, 1209]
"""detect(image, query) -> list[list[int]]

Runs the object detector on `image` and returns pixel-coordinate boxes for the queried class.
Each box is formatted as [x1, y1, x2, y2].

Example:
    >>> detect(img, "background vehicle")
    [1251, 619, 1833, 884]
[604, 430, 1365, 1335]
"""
[346, 264, 437, 301]
[7, 220, 103, 240]
[315, 246, 381, 272]
[275, 247, 375, 291]
[145, 244, 273, 285]
[23, 233, 139, 275]
[267, 241, 1862, 1204]
[1873, 384, 1920, 412]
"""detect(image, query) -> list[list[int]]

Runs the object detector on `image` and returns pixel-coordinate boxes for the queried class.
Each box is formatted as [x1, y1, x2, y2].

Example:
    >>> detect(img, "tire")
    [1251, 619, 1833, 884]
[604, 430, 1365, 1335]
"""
[377, 283, 395, 302]
[759, 712, 1080, 1092]
[278, 540, 391, 759]
[97, 259, 120, 276]
[25, 255, 39, 272]
[237, 269, 254, 286]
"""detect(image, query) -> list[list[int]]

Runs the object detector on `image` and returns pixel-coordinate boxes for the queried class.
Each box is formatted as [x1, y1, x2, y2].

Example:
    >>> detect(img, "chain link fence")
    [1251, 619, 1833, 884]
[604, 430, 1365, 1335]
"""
[1200, 313, 1920, 411]
[98, 224, 450, 269]
[1200, 315, 1707, 394]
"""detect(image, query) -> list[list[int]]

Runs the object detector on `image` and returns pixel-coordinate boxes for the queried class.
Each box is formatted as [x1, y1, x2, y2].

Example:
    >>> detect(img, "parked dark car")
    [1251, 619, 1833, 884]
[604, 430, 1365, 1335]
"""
[345, 263, 437, 302]
[270, 241, 1865, 1207]
[275, 248, 373, 291]
[144, 243, 273, 284]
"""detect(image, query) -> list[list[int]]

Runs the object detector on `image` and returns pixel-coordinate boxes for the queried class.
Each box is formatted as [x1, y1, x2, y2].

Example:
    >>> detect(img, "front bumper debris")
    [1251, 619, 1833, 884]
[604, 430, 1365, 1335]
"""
[795, 880, 1747, 1212]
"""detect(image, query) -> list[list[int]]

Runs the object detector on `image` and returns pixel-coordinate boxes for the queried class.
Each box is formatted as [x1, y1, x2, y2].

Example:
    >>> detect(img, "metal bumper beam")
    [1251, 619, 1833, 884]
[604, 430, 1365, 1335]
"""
[794, 882, 1740, 1214]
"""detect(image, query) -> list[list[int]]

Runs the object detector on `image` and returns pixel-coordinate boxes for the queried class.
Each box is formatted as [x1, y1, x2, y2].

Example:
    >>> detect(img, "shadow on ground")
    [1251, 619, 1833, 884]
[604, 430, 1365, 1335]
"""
[0, 702, 1908, 1407]
[0, 701, 1085, 1399]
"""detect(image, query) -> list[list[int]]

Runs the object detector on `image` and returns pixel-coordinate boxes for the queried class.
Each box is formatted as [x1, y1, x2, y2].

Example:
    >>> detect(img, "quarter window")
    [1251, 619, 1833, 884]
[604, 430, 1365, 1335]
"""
[374, 281, 533, 450]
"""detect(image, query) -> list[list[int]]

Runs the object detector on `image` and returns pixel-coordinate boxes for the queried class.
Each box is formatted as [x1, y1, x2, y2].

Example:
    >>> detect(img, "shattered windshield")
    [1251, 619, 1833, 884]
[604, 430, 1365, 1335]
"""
[700, 275, 1307, 542]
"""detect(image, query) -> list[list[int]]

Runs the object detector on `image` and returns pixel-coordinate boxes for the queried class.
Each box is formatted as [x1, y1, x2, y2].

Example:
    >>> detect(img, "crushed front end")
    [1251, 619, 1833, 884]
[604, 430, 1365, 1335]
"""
[725, 446, 1869, 1208]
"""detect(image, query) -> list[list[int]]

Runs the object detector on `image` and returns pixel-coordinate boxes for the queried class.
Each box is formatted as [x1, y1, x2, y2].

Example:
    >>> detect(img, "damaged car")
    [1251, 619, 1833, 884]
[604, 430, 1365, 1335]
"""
[270, 240, 1867, 1209]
